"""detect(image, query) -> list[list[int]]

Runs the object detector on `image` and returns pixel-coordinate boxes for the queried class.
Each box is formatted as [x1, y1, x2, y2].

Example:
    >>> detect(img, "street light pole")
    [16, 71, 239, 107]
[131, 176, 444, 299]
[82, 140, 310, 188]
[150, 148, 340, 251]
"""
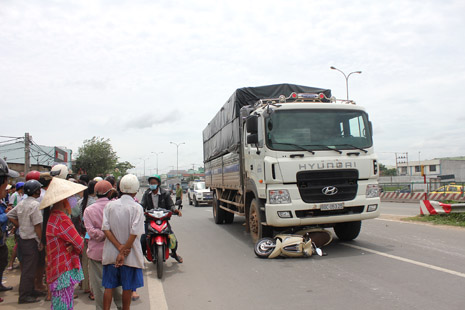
[151, 152, 163, 175]
[170, 142, 185, 177]
[330, 66, 362, 100]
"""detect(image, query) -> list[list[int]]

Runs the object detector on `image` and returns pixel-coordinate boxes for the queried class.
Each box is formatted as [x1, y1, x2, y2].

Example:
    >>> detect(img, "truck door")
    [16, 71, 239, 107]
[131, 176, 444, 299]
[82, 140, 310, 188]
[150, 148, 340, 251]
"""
[244, 115, 266, 199]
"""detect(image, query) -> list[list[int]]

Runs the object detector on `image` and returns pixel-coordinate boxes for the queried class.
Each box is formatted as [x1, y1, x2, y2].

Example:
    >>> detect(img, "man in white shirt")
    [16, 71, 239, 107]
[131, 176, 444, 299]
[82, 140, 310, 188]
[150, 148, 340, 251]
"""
[101, 174, 144, 310]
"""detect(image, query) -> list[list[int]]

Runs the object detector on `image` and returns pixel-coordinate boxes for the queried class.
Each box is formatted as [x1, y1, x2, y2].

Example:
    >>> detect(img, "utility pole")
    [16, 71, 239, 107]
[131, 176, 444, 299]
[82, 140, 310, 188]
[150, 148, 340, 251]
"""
[24, 132, 30, 175]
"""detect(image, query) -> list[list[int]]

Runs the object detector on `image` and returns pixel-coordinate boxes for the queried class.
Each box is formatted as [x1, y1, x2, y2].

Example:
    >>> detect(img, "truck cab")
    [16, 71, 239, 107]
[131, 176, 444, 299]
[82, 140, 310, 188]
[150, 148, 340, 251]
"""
[243, 96, 380, 241]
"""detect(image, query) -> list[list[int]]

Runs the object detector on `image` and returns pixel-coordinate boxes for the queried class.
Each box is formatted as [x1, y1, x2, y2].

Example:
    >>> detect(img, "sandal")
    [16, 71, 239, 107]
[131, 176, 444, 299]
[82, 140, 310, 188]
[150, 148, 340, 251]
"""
[74, 294, 78, 299]
[88, 292, 94, 300]
[170, 253, 183, 263]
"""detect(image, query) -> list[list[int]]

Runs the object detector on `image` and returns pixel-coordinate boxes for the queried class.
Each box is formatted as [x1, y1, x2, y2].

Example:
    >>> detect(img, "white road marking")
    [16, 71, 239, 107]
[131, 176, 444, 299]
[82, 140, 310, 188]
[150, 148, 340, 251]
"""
[146, 266, 169, 310]
[341, 243, 465, 279]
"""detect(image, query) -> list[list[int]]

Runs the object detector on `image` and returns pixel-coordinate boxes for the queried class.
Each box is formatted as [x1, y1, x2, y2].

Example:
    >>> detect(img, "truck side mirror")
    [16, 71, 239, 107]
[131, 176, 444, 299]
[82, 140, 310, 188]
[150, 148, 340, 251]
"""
[246, 115, 258, 134]
[247, 134, 258, 144]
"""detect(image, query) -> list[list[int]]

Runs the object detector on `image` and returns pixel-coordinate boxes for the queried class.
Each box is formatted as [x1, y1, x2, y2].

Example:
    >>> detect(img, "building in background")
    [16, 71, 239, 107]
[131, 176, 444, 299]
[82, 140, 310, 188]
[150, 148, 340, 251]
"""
[0, 141, 72, 176]
[395, 157, 465, 181]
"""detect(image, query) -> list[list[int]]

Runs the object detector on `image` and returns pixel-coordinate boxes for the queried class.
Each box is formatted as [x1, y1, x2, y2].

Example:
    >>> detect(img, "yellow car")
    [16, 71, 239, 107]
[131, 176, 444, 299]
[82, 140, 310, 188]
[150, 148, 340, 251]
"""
[431, 184, 464, 194]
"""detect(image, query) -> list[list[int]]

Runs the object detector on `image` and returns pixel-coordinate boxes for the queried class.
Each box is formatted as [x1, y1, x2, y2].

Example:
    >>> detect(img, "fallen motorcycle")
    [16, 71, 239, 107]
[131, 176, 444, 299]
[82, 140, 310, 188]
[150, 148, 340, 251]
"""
[254, 228, 333, 259]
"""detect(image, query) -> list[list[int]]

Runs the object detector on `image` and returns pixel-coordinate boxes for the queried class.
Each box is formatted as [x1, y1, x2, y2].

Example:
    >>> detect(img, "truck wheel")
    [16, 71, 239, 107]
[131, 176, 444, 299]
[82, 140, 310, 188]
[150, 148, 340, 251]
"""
[188, 195, 192, 205]
[213, 193, 225, 224]
[334, 221, 361, 241]
[194, 197, 199, 207]
[224, 210, 234, 224]
[249, 199, 272, 243]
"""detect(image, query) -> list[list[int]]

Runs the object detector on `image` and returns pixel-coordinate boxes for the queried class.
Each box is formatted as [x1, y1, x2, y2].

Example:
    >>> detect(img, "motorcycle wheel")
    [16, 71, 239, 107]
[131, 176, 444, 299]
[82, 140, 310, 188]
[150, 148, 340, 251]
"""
[254, 237, 276, 259]
[157, 246, 164, 279]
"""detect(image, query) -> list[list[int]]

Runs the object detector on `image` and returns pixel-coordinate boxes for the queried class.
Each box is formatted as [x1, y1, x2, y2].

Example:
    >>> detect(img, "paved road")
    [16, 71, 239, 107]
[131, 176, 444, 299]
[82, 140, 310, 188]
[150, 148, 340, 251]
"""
[2, 199, 465, 310]
[160, 199, 465, 310]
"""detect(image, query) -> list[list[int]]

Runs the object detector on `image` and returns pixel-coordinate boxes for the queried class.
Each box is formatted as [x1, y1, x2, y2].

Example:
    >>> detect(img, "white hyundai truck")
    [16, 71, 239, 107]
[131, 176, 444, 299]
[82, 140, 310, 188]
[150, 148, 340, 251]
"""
[203, 84, 380, 242]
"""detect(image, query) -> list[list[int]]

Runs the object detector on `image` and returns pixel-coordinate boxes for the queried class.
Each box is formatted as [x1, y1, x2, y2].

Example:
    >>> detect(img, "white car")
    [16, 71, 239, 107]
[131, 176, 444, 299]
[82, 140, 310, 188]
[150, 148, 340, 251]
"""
[188, 181, 213, 207]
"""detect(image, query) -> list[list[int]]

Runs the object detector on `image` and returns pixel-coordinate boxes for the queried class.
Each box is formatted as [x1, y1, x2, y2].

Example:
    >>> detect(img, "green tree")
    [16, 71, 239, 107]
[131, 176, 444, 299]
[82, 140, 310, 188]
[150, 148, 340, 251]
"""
[113, 161, 135, 179]
[75, 137, 118, 178]
[379, 163, 397, 176]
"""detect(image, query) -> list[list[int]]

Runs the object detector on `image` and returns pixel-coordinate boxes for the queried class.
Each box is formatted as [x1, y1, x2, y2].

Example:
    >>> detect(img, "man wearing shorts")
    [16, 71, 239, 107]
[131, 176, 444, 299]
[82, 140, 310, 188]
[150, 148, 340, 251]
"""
[101, 174, 144, 310]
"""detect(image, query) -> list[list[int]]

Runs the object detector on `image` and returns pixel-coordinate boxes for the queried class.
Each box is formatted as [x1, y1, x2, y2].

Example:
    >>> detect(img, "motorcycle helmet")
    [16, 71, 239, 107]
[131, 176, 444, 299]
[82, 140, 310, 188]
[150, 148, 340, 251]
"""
[24, 179, 42, 196]
[26, 170, 41, 181]
[51, 164, 68, 179]
[93, 176, 103, 182]
[95, 180, 113, 196]
[120, 174, 139, 194]
[0, 158, 19, 178]
[147, 174, 161, 184]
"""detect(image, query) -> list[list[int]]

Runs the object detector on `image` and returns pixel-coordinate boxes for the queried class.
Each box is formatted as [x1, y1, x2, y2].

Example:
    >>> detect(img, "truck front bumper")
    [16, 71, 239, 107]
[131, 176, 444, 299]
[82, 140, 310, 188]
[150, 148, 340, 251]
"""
[264, 196, 380, 227]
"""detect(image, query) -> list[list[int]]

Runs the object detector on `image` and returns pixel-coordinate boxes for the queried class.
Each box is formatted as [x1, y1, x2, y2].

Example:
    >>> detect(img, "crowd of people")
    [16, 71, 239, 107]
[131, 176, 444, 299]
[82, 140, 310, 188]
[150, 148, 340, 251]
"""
[0, 159, 183, 310]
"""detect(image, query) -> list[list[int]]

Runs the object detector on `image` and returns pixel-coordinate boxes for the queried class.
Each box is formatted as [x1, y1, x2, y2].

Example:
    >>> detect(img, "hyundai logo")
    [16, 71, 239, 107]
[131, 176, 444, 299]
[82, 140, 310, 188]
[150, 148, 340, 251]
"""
[322, 186, 338, 196]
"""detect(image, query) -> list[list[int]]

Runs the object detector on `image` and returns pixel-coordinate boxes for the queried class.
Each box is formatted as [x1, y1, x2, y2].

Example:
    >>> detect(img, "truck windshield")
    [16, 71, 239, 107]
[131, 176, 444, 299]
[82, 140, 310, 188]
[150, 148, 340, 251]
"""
[265, 109, 372, 151]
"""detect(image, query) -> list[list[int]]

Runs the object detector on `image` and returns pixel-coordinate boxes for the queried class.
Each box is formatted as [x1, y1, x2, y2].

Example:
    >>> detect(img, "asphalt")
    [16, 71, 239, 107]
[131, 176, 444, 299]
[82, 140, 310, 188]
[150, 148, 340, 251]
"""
[2, 199, 465, 309]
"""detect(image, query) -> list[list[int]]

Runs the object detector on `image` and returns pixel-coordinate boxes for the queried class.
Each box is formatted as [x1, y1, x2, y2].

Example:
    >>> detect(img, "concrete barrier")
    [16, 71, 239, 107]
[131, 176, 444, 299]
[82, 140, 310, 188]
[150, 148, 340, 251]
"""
[419, 200, 465, 215]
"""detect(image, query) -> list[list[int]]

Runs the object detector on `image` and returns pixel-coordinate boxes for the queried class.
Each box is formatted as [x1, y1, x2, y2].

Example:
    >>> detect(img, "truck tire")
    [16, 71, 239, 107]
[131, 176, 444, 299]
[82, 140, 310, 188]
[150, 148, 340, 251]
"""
[334, 221, 361, 241]
[249, 199, 272, 243]
[224, 210, 234, 224]
[213, 193, 225, 224]
[188, 195, 192, 205]
[194, 197, 199, 207]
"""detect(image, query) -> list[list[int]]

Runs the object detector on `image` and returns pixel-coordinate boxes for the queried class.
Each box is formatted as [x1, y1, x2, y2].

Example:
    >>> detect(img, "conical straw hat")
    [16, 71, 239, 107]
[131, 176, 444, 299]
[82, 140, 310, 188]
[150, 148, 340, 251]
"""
[39, 177, 87, 210]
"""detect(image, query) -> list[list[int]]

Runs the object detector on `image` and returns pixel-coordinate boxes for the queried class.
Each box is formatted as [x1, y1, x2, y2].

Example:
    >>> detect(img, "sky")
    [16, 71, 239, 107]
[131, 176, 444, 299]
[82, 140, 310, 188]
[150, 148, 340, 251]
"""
[1, 0, 464, 175]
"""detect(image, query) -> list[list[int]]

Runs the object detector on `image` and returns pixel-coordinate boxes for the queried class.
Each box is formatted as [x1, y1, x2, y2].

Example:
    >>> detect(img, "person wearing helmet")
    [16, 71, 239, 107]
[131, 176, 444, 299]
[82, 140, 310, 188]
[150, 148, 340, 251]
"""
[7, 180, 45, 303]
[0, 158, 19, 299]
[8, 182, 25, 208]
[84, 180, 122, 310]
[140, 174, 183, 263]
[101, 174, 144, 310]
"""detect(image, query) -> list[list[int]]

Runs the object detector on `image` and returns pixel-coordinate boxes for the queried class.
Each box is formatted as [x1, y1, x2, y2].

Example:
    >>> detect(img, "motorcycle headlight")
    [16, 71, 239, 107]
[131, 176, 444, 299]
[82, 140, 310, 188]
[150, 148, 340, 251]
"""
[269, 189, 291, 204]
[366, 184, 380, 198]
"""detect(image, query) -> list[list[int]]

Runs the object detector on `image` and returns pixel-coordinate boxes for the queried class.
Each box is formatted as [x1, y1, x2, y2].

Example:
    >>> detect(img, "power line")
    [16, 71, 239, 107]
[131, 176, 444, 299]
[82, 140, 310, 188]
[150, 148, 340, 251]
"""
[0, 146, 25, 151]
[0, 137, 23, 144]
[0, 135, 22, 139]
[30, 140, 55, 160]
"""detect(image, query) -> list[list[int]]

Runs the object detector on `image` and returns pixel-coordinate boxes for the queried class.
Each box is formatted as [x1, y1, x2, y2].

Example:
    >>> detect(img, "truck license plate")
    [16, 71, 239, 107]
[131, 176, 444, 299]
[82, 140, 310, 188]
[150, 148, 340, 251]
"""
[320, 203, 344, 211]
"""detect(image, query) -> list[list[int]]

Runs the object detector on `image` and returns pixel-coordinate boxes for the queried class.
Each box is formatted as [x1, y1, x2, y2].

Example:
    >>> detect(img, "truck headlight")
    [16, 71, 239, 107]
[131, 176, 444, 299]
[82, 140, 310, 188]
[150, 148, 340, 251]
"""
[366, 184, 380, 198]
[269, 190, 291, 204]
[367, 204, 378, 212]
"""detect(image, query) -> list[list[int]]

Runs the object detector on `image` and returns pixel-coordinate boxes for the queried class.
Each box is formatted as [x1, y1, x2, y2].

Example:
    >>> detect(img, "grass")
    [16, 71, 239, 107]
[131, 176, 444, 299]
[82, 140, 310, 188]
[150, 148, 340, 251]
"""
[405, 213, 465, 227]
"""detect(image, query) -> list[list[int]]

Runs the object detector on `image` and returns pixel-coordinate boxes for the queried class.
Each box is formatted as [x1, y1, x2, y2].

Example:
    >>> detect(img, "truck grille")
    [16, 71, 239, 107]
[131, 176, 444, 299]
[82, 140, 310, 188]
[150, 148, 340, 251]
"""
[295, 206, 364, 218]
[296, 169, 358, 203]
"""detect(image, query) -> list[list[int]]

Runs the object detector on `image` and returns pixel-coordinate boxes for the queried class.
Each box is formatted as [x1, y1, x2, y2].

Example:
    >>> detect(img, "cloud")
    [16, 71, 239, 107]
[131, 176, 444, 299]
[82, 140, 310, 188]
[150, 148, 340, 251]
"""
[123, 110, 179, 130]
[0, 0, 464, 171]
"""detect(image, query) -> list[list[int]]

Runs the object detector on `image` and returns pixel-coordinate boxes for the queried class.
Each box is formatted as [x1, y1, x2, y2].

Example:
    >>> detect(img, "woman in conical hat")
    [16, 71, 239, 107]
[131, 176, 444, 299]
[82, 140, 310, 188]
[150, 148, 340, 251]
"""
[40, 177, 87, 310]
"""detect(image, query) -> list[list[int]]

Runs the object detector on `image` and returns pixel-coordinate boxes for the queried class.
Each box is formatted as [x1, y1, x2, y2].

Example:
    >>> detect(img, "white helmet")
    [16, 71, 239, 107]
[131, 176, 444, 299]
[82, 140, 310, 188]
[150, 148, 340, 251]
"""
[93, 176, 103, 182]
[51, 164, 69, 179]
[120, 174, 139, 194]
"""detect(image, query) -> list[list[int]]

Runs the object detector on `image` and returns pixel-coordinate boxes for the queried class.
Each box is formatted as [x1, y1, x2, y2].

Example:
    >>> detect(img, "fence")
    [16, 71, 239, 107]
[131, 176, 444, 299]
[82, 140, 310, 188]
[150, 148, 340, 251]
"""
[379, 181, 465, 202]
